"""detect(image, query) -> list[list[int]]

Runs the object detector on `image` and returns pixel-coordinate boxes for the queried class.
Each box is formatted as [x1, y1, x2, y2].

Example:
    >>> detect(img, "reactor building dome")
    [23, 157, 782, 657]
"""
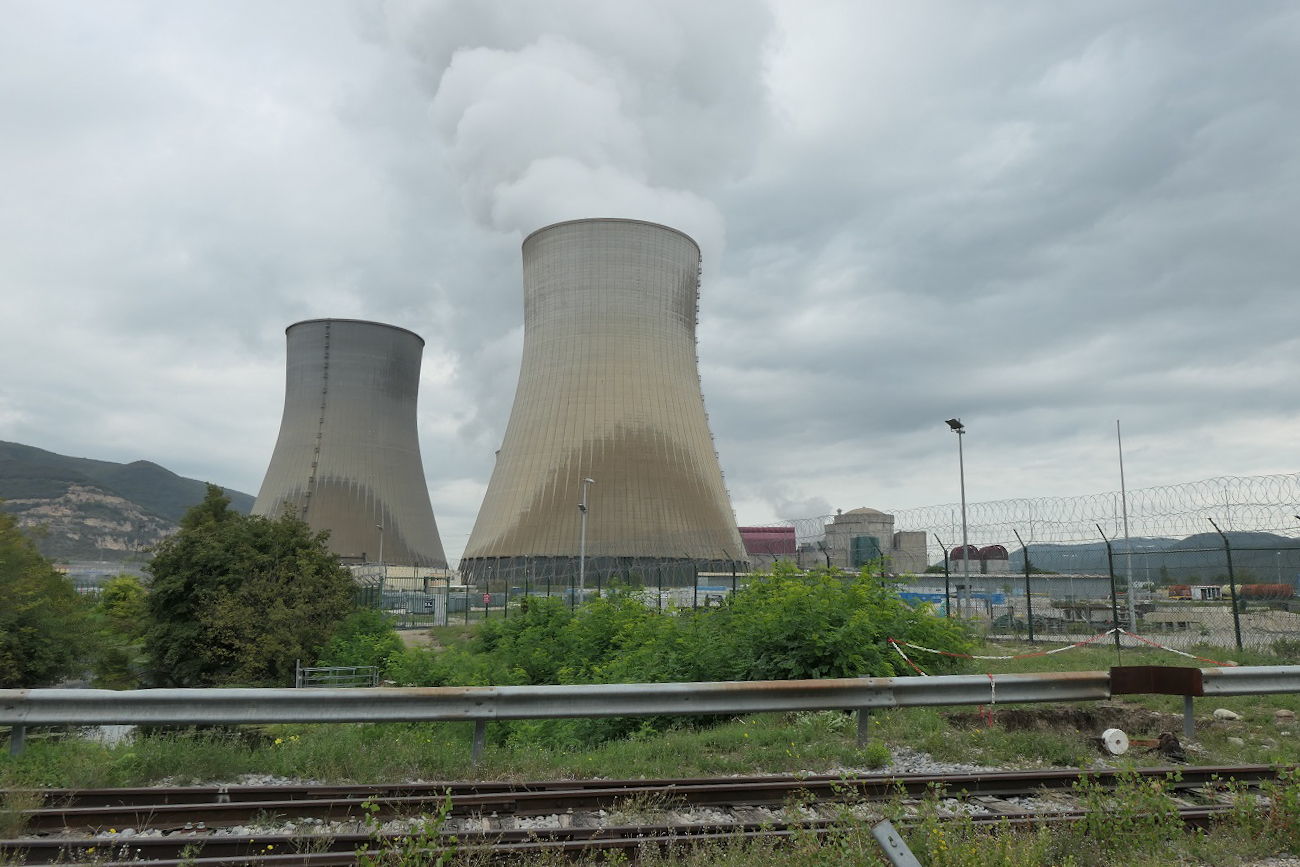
[460, 218, 746, 581]
[252, 318, 448, 567]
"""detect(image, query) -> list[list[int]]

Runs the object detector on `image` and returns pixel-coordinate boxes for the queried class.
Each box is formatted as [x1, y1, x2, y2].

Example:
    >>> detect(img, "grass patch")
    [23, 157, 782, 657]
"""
[5, 638, 1299, 789]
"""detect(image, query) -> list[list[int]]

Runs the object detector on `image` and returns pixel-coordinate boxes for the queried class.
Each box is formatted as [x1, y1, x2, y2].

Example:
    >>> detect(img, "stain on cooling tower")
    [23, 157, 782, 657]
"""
[487, 424, 740, 559]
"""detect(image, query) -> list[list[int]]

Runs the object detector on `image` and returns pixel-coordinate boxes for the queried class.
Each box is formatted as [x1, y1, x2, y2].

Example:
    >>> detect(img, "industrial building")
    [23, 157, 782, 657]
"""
[460, 218, 746, 581]
[738, 525, 797, 570]
[252, 318, 448, 567]
[808, 508, 928, 574]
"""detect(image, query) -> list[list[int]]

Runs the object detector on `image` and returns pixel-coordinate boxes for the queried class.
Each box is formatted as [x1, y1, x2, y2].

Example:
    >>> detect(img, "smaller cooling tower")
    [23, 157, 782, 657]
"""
[253, 318, 447, 567]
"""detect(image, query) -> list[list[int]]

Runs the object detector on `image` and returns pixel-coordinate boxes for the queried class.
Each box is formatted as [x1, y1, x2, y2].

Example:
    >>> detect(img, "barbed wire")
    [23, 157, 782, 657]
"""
[763, 472, 1300, 554]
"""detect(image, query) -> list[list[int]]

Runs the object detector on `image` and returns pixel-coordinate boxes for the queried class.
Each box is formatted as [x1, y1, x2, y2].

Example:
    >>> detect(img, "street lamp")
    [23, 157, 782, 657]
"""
[578, 478, 595, 597]
[376, 524, 386, 608]
[945, 419, 970, 617]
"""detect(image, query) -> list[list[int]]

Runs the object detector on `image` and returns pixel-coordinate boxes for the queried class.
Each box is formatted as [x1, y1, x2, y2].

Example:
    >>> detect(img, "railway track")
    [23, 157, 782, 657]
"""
[2, 765, 1288, 865]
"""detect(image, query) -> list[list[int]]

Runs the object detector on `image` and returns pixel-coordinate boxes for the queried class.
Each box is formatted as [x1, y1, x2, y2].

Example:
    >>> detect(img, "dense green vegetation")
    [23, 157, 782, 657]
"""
[315, 562, 973, 746]
[0, 484, 358, 690]
[87, 575, 150, 688]
[144, 484, 357, 687]
[0, 511, 90, 687]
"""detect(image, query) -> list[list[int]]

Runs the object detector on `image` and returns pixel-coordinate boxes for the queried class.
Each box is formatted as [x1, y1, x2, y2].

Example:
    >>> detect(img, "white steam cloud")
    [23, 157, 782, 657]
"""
[378, 0, 774, 257]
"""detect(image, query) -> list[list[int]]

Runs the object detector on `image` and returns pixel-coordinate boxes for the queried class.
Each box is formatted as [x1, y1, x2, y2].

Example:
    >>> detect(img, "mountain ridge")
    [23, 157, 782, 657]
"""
[0, 440, 256, 562]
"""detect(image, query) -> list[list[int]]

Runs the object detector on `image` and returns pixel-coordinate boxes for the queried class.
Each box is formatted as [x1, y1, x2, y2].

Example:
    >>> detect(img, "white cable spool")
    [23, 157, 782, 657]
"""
[1101, 728, 1130, 756]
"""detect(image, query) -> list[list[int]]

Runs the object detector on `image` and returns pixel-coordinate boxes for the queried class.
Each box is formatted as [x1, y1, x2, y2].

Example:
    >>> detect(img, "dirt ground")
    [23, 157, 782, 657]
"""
[397, 629, 437, 649]
[949, 702, 1186, 737]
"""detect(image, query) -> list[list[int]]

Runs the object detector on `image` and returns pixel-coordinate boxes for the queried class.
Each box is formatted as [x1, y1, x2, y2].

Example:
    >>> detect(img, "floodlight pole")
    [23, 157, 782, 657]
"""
[578, 478, 595, 599]
[376, 524, 385, 604]
[946, 419, 971, 617]
[1117, 420, 1137, 631]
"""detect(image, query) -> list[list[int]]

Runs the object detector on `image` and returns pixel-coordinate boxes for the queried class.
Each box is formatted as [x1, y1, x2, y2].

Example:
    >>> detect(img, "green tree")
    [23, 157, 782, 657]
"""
[0, 510, 90, 687]
[88, 574, 150, 688]
[144, 484, 356, 687]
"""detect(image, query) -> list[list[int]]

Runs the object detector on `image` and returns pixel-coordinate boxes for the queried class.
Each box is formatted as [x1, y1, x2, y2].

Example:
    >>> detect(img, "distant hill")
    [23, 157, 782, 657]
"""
[0, 441, 255, 563]
[1010, 532, 1299, 583]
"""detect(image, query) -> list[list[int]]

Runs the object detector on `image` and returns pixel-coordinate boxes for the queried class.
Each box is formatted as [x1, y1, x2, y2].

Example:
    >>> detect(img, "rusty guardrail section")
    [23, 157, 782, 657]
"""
[4, 666, 1298, 758]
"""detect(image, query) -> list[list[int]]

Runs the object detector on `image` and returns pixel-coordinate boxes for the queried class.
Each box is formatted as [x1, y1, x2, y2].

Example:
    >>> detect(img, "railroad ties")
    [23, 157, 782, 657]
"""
[2, 765, 1287, 865]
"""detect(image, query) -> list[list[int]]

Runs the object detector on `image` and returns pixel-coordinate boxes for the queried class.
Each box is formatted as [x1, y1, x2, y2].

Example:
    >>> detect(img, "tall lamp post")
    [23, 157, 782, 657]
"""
[578, 478, 595, 598]
[945, 419, 970, 617]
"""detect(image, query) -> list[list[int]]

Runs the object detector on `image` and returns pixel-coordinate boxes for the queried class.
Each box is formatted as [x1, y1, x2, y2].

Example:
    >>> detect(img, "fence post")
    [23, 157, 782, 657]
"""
[935, 534, 951, 618]
[1209, 518, 1244, 651]
[1014, 529, 1034, 643]
[1097, 525, 1122, 659]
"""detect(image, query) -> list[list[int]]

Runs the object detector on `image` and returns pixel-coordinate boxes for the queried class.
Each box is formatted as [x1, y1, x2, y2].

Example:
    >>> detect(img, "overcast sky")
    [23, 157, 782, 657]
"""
[3, 1, 1298, 564]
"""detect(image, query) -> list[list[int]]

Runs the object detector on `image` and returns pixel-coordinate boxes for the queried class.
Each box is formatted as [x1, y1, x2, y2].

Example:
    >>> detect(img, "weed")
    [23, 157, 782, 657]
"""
[0, 789, 42, 838]
[354, 792, 455, 867]
[1070, 768, 1182, 859]
[606, 790, 683, 826]
[859, 738, 891, 769]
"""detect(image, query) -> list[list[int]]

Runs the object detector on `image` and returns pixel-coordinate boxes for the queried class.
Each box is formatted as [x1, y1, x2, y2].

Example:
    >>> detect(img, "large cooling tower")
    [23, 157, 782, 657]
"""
[253, 318, 447, 567]
[461, 218, 745, 577]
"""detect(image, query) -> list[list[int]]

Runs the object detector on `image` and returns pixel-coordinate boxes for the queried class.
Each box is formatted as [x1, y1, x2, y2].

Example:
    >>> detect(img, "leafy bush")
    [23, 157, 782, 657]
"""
[389, 564, 972, 745]
[317, 608, 405, 671]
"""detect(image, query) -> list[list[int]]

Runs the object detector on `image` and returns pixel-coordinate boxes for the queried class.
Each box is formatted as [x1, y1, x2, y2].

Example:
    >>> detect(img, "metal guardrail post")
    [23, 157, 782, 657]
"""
[872, 819, 924, 867]
[1185, 695, 1195, 740]
[857, 708, 870, 745]
[7, 725, 23, 757]
[472, 720, 487, 765]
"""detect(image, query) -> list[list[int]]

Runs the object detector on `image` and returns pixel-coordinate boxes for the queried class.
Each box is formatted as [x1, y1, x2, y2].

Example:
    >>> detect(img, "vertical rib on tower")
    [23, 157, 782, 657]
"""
[461, 218, 744, 577]
[253, 318, 447, 567]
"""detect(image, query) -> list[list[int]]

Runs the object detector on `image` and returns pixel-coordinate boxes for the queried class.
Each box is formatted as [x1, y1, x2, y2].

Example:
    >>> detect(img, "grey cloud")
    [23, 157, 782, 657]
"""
[2, 1, 1298, 563]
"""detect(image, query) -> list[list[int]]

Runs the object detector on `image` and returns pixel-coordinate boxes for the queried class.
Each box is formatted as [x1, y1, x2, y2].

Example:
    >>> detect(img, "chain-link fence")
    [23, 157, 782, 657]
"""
[346, 473, 1300, 650]
[351, 558, 745, 627]
[902, 541, 1300, 653]
[751, 473, 1300, 653]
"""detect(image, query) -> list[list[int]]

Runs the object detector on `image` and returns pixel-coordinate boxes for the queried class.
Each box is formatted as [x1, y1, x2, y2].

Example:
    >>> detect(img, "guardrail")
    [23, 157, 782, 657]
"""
[4, 666, 1298, 759]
